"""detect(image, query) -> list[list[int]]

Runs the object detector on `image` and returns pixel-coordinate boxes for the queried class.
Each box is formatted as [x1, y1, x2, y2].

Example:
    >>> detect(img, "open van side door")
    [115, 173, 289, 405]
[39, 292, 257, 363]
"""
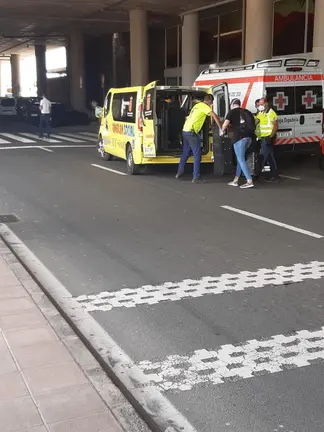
[142, 81, 158, 158]
[210, 83, 231, 176]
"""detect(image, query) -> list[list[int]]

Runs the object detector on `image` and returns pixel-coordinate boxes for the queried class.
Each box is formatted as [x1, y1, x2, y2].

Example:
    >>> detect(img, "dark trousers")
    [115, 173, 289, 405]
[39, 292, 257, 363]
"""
[178, 132, 201, 179]
[39, 114, 51, 138]
[257, 136, 278, 177]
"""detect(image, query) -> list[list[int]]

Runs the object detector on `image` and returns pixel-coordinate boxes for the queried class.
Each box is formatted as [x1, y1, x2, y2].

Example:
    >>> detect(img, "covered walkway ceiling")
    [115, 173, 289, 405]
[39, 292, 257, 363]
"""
[0, 0, 229, 55]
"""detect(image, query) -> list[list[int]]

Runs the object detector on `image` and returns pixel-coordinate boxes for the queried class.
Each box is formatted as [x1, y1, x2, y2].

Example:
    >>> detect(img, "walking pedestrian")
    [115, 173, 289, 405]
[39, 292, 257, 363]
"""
[39, 95, 51, 139]
[176, 94, 221, 183]
[222, 98, 256, 189]
[255, 97, 279, 182]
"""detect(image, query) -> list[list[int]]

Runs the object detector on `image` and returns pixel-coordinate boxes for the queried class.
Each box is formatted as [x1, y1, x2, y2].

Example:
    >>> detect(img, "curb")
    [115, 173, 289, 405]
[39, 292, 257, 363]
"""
[0, 223, 197, 432]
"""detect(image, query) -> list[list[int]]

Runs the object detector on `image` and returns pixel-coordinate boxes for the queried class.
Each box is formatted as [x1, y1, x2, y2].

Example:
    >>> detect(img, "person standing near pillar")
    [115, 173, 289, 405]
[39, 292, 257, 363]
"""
[39, 94, 51, 139]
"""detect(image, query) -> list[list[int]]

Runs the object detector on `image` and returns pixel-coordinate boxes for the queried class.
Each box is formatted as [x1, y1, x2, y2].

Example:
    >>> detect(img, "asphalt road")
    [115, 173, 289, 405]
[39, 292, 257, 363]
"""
[0, 121, 324, 432]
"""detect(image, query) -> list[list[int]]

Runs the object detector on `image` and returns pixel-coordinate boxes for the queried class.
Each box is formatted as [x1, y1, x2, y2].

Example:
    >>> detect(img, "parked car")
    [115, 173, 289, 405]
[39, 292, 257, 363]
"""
[25, 101, 90, 127]
[0, 98, 17, 116]
[17, 97, 40, 118]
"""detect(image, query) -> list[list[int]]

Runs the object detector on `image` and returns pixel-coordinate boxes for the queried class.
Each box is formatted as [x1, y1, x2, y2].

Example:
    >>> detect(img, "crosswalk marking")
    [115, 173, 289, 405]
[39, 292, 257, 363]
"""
[50, 134, 85, 143]
[138, 326, 324, 392]
[0, 138, 10, 144]
[21, 133, 60, 144]
[61, 132, 97, 142]
[79, 132, 97, 138]
[75, 261, 324, 312]
[0, 133, 35, 143]
[0, 145, 96, 150]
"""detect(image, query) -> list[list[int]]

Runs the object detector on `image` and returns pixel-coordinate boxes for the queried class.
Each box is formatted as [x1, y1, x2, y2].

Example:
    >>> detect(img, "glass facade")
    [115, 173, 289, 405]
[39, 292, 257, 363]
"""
[199, 0, 243, 65]
[164, 0, 316, 83]
[273, 0, 315, 56]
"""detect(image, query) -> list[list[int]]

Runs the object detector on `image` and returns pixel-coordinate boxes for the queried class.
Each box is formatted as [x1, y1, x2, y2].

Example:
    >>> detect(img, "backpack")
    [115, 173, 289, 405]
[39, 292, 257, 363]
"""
[239, 108, 255, 137]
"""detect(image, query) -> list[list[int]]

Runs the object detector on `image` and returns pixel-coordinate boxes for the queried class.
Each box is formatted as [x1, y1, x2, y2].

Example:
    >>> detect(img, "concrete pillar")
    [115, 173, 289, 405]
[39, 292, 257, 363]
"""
[129, 10, 148, 85]
[245, 0, 273, 64]
[35, 45, 47, 97]
[313, 0, 324, 67]
[182, 13, 199, 86]
[68, 32, 86, 111]
[10, 54, 20, 97]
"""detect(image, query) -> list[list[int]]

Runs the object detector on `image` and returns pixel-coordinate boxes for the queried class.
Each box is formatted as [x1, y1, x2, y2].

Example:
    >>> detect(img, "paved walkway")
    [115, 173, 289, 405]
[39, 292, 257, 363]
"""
[0, 238, 136, 432]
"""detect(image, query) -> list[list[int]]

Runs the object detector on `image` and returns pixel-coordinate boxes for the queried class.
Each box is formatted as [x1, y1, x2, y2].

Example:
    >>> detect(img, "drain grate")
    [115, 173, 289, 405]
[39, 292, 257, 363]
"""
[0, 214, 20, 223]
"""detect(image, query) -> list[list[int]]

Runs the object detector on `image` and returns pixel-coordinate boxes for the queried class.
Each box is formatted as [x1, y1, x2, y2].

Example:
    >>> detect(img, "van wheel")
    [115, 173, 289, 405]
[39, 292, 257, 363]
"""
[98, 137, 112, 161]
[126, 146, 140, 175]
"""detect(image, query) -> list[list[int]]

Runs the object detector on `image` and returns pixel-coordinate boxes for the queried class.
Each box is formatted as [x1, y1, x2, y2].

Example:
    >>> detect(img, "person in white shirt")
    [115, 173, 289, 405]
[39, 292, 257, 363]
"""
[39, 95, 52, 138]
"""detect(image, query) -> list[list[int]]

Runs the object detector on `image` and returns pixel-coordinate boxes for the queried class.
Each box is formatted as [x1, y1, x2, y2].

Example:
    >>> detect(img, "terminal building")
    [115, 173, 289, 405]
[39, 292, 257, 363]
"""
[0, 0, 323, 111]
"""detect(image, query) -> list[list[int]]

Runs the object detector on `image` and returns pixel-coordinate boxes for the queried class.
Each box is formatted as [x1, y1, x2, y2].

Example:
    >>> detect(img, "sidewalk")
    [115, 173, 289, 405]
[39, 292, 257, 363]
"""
[0, 238, 147, 432]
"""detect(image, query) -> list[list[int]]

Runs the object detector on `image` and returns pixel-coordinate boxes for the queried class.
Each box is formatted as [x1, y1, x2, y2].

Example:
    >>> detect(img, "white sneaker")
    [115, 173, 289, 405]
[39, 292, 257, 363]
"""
[240, 182, 254, 189]
[228, 181, 239, 187]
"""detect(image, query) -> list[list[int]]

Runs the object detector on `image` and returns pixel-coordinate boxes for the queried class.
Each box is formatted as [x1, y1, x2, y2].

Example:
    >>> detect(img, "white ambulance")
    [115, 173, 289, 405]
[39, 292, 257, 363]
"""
[194, 57, 323, 154]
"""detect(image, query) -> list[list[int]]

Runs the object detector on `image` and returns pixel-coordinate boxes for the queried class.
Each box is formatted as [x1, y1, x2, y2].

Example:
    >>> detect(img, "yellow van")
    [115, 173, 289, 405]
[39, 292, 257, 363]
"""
[96, 81, 229, 174]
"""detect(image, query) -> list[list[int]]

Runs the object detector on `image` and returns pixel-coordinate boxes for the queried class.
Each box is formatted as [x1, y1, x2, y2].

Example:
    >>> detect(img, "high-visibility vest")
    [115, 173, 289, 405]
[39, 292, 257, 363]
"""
[254, 114, 261, 139]
[256, 109, 278, 137]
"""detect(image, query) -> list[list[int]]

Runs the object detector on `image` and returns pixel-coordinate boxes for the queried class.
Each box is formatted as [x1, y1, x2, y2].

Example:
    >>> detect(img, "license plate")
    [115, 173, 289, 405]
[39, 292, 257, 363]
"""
[143, 146, 156, 157]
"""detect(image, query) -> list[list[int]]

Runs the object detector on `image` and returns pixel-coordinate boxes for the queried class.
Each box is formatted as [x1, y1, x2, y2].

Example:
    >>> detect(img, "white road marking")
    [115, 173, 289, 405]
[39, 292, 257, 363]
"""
[0, 138, 10, 144]
[75, 261, 324, 312]
[38, 147, 54, 153]
[280, 175, 301, 181]
[221, 205, 323, 239]
[20, 133, 60, 143]
[0, 133, 35, 143]
[60, 133, 87, 141]
[0, 145, 95, 150]
[79, 132, 98, 138]
[91, 163, 127, 176]
[50, 134, 84, 143]
[138, 326, 324, 392]
[0, 223, 198, 432]
[67, 133, 97, 142]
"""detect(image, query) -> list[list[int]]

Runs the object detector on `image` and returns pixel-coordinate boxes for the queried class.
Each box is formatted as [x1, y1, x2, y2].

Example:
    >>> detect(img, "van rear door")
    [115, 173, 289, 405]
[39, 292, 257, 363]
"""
[142, 81, 158, 158]
[210, 83, 231, 175]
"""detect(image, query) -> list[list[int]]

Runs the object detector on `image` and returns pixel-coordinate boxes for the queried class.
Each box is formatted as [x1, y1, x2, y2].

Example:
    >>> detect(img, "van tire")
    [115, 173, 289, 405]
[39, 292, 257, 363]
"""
[98, 136, 112, 161]
[126, 146, 140, 175]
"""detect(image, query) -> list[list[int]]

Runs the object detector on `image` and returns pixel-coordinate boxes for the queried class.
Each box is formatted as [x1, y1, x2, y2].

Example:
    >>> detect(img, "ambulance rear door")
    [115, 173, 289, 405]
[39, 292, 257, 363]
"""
[265, 80, 296, 148]
[142, 81, 158, 158]
[210, 83, 231, 175]
[265, 61, 323, 151]
[294, 78, 322, 149]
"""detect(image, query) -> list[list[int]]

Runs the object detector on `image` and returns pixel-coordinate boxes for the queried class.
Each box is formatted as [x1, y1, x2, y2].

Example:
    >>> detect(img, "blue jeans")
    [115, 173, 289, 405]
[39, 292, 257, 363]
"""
[259, 136, 278, 177]
[234, 137, 252, 181]
[178, 132, 201, 180]
[39, 114, 51, 138]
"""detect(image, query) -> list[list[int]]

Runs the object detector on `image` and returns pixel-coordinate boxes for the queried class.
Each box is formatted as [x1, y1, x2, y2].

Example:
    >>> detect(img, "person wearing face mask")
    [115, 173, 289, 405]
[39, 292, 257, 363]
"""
[255, 97, 279, 182]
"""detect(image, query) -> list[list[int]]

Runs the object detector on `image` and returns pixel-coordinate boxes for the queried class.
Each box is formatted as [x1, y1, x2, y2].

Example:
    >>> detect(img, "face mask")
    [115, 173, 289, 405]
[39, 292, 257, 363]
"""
[258, 105, 265, 112]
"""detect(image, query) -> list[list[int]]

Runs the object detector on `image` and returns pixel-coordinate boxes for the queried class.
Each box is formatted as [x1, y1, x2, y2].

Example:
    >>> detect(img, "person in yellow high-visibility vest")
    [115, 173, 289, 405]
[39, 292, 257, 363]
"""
[255, 97, 279, 182]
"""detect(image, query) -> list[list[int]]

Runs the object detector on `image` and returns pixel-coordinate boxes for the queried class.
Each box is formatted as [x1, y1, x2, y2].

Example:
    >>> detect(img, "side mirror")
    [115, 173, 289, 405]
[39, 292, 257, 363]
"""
[95, 106, 103, 118]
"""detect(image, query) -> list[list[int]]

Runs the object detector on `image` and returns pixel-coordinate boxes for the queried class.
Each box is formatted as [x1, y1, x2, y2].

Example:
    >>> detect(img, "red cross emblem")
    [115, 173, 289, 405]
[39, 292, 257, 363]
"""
[273, 92, 288, 111]
[302, 91, 316, 109]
